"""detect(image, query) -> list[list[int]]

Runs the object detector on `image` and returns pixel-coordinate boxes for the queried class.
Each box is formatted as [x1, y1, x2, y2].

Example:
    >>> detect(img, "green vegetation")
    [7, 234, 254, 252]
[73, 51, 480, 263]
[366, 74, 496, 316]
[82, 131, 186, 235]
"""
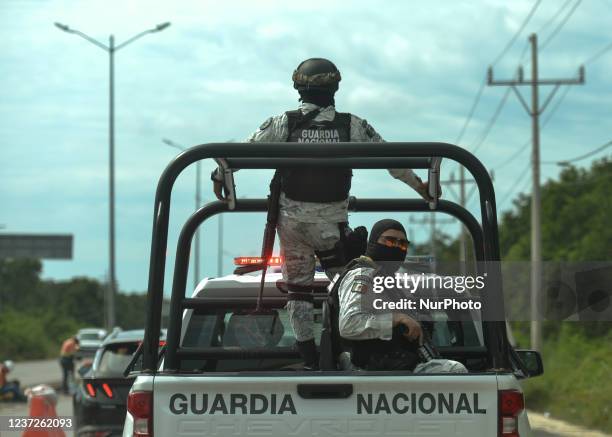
[428, 157, 612, 432]
[0, 258, 149, 360]
[513, 323, 612, 432]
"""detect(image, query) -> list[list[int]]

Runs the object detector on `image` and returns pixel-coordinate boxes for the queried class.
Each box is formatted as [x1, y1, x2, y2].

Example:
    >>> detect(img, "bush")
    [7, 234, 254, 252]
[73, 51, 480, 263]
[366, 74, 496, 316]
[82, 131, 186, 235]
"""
[522, 323, 612, 433]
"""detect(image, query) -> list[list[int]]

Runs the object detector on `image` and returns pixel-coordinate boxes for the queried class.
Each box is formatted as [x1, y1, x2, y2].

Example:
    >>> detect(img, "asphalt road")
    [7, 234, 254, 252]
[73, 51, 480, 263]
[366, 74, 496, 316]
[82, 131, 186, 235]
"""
[1, 359, 608, 437]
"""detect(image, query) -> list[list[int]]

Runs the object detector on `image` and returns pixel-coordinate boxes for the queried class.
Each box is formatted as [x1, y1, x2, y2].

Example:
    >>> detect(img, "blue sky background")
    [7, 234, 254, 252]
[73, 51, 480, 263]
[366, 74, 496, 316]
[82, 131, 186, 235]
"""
[1, 0, 610, 295]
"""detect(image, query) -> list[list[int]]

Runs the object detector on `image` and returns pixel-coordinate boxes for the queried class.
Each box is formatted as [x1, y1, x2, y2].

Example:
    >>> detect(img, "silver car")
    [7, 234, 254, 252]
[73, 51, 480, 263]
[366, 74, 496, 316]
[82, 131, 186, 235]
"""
[76, 328, 107, 359]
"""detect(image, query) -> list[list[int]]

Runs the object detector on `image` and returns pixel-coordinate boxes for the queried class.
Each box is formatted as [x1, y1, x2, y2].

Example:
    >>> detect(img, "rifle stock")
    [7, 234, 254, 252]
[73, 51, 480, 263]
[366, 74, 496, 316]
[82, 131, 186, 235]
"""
[253, 171, 282, 312]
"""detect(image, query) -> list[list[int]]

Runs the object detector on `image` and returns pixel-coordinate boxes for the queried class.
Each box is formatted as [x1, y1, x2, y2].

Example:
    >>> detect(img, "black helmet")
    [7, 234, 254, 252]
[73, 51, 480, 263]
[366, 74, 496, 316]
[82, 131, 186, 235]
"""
[292, 58, 341, 93]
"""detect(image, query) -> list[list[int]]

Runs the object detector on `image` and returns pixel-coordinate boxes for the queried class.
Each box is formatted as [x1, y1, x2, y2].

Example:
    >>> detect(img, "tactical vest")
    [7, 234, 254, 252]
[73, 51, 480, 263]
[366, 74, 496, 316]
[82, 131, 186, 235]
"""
[328, 257, 420, 371]
[281, 110, 352, 203]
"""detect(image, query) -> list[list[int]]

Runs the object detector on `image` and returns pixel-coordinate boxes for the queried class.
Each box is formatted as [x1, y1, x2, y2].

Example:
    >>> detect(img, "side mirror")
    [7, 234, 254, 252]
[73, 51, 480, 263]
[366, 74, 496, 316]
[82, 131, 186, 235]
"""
[515, 349, 544, 378]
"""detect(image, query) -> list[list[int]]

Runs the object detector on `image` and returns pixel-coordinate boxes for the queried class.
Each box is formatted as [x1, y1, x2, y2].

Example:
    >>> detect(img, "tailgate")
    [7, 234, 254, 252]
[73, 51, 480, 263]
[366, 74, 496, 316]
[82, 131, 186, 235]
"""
[153, 374, 499, 436]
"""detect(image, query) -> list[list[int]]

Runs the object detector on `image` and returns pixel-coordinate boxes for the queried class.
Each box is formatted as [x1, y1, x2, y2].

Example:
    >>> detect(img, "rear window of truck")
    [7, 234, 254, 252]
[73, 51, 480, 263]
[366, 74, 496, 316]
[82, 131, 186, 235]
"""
[179, 307, 483, 372]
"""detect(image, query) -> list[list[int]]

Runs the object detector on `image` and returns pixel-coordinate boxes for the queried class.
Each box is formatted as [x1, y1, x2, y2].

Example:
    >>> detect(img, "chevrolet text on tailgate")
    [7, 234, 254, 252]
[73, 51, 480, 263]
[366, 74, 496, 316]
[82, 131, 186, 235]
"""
[123, 142, 544, 437]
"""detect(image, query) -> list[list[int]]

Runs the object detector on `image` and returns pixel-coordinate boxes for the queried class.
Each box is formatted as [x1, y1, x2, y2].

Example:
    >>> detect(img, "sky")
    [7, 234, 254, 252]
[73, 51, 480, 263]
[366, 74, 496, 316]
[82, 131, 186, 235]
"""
[1, 0, 611, 296]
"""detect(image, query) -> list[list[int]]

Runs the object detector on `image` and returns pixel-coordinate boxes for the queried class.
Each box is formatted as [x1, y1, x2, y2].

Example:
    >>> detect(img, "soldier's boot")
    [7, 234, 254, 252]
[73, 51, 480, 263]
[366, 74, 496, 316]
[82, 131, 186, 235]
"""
[296, 339, 319, 370]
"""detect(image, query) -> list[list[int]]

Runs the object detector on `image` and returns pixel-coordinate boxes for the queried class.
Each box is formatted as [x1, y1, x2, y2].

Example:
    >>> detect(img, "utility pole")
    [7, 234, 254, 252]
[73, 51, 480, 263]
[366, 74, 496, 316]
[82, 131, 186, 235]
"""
[409, 214, 454, 257]
[440, 172, 479, 268]
[488, 33, 584, 351]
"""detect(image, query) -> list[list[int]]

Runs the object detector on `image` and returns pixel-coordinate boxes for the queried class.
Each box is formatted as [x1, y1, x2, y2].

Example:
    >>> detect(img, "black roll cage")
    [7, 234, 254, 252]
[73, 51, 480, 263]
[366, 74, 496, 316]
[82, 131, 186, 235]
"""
[142, 142, 509, 373]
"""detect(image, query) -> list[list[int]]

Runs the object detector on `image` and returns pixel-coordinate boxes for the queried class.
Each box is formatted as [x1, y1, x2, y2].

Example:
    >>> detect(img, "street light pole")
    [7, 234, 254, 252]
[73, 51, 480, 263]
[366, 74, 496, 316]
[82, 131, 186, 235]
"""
[56, 21, 171, 331]
[108, 35, 116, 329]
[162, 139, 201, 290]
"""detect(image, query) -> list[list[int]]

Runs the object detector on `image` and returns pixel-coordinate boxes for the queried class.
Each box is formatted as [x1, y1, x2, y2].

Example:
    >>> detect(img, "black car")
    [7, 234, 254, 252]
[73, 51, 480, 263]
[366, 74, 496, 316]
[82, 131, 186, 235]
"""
[73, 329, 166, 437]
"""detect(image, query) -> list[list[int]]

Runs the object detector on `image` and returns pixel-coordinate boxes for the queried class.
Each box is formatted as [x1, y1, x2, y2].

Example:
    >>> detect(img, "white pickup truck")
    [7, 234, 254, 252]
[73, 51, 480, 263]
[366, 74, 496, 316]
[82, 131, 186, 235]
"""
[123, 141, 544, 437]
[124, 268, 543, 437]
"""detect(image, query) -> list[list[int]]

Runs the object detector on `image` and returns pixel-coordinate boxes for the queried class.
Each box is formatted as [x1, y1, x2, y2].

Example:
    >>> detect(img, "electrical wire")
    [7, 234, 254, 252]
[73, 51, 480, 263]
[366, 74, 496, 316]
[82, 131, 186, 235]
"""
[540, 0, 583, 50]
[584, 41, 612, 65]
[471, 86, 512, 154]
[491, 0, 543, 66]
[542, 140, 612, 165]
[536, 0, 573, 37]
[541, 85, 571, 127]
[454, 76, 487, 145]
[494, 139, 531, 171]
[453, 0, 542, 147]
[498, 163, 532, 208]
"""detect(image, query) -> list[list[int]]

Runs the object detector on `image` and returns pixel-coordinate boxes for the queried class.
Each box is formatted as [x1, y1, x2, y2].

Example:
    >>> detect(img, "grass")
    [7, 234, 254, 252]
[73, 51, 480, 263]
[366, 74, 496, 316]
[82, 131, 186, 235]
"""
[517, 323, 612, 433]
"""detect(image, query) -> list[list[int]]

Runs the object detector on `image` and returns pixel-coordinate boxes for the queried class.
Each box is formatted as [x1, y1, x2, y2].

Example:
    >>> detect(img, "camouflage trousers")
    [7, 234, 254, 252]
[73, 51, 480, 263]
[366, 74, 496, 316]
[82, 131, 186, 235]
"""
[277, 215, 343, 342]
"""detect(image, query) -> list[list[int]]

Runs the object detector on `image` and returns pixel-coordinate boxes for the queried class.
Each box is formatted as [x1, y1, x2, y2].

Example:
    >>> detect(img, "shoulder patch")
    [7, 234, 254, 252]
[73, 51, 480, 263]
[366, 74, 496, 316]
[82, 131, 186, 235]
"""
[259, 117, 273, 131]
[361, 119, 375, 138]
[351, 274, 373, 294]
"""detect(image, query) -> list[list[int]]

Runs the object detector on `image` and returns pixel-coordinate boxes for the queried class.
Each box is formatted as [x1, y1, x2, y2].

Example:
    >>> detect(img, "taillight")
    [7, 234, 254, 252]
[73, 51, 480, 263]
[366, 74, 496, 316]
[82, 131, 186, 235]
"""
[101, 383, 114, 398]
[127, 391, 153, 437]
[85, 383, 96, 397]
[499, 390, 524, 437]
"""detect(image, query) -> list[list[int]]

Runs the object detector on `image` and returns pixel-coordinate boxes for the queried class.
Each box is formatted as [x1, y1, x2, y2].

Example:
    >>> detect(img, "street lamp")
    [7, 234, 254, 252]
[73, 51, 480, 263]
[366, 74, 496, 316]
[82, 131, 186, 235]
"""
[162, 139, 202, 290]
[56, 21, 171, 331]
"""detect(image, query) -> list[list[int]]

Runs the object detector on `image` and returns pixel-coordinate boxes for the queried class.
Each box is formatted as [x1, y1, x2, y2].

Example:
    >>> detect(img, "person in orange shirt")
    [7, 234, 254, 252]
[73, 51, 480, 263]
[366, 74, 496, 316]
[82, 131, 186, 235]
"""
[59, 336, 79, 394]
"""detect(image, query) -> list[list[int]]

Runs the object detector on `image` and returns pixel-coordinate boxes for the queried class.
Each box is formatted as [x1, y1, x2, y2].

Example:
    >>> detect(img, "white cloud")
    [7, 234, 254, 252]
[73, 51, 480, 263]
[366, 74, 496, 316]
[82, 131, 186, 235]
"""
[1, 0, 610, 290]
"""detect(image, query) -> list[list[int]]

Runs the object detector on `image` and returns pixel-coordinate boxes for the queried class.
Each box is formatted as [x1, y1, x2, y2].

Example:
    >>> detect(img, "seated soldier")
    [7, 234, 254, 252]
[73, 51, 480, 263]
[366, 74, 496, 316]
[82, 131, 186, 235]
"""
[331, 219, 467, 373]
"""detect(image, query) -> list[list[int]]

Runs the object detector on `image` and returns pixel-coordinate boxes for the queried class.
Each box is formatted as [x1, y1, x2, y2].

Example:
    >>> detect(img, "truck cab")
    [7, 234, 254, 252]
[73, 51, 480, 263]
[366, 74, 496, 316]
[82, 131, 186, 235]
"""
[123, 141, 544, 437]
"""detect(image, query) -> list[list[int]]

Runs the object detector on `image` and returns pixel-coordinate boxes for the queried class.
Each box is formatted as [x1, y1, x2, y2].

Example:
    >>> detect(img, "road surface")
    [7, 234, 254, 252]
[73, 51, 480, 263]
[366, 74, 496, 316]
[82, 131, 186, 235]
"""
[1, 360, 609, 437]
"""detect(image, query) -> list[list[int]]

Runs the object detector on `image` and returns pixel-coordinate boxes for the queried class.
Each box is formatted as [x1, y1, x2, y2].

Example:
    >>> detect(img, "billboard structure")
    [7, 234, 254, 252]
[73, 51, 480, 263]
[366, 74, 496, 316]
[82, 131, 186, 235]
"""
[0, 234, 73, 259]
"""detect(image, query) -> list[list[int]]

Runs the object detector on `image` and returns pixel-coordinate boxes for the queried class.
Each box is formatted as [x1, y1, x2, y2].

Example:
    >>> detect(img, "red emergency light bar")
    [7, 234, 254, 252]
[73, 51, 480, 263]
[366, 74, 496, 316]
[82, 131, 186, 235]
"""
[234, 256, 283, 266]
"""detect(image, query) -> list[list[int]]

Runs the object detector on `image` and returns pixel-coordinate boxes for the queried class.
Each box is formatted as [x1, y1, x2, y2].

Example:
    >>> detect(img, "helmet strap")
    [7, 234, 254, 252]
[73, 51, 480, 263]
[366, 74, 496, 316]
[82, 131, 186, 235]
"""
[298, 90, 335, 107]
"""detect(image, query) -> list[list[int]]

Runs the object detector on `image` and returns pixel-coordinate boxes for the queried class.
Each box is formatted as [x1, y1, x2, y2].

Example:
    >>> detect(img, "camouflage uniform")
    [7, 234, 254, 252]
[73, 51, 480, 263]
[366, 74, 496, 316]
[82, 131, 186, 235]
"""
[336, 263, 468, 373]
[231, 102, 424, 343]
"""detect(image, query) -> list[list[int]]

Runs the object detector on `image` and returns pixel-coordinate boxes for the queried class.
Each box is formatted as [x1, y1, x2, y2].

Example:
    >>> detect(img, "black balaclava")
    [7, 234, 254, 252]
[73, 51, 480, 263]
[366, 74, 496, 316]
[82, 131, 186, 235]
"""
[365, 219, 408, 263]
[299, 90, 335, 107]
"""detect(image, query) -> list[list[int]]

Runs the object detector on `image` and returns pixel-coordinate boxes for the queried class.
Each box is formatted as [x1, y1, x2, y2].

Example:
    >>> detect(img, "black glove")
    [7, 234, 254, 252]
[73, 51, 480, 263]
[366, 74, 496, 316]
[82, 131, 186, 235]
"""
[344, 225, 368, 261]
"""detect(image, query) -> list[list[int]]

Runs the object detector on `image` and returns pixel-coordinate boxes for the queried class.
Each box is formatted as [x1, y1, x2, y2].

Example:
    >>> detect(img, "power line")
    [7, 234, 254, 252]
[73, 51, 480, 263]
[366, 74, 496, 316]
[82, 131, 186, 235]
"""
[454, 0, 542, 146]
[543, 139, 612, 165]
[491, 0, 543, 66]
[584, 41, 612, 65]
[541, 85, 571, 126]
[471, 86, 512, 153]
[540, 0, 583, 50]
[536, 0, 573, 37]
[494, 139, 531, 171]
[498, 163, 531, 208]
[454, 76, 487, 145]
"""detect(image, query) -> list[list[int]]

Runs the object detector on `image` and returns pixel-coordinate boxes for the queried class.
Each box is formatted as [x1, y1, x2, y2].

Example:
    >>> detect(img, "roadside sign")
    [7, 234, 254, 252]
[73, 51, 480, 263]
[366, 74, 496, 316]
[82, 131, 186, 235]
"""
[0, 234, 73, 259]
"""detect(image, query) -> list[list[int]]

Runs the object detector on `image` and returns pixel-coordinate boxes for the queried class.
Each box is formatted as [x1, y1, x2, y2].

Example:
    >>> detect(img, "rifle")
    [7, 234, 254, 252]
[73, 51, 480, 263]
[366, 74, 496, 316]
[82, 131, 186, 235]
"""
[234, 171, 282, 313]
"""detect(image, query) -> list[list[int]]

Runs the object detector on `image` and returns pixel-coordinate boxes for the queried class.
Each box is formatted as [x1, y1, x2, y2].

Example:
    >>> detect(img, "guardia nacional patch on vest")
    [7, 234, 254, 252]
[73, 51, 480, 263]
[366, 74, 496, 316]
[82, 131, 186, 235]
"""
[281, 110, 353, 203]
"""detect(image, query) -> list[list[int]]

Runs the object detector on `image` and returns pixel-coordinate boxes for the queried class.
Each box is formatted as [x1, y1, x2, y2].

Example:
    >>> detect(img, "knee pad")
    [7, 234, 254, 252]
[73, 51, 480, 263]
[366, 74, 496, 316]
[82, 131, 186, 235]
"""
[287, 283, 314, 303]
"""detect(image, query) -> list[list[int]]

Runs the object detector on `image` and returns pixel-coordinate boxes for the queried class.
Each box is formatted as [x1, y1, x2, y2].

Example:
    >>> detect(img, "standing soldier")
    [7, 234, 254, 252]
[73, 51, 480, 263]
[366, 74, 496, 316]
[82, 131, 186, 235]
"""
[212, 58, 436, 369]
